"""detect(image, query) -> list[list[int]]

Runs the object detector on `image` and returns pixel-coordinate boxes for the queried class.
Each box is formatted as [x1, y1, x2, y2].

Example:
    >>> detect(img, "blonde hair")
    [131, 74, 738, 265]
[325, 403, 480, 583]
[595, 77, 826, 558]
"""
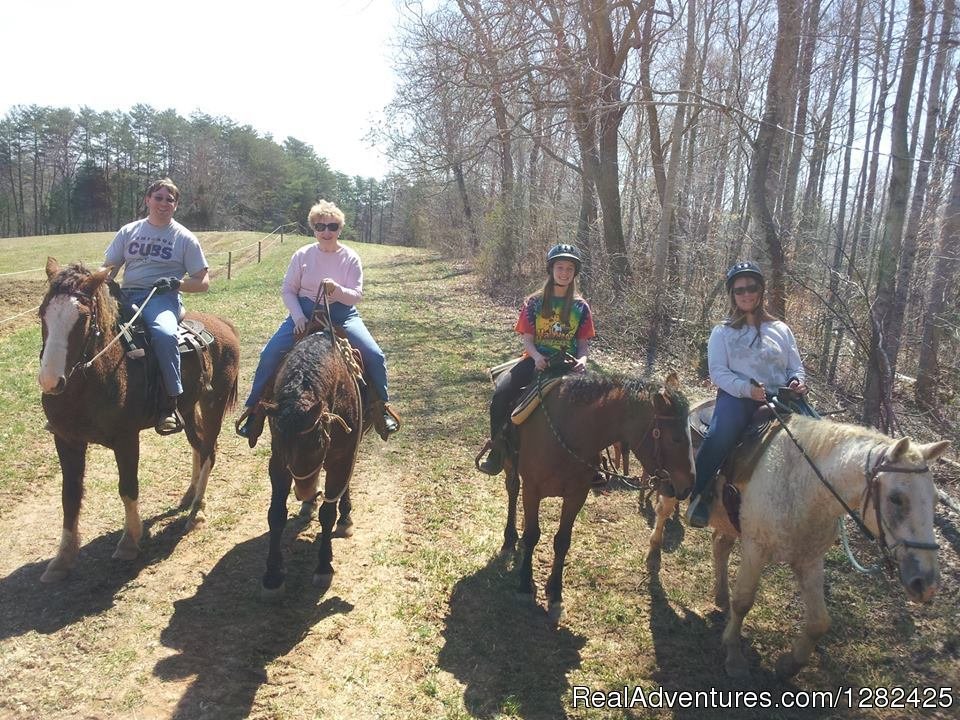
[308, 200, 346, 227]
[144, 177, 180, 202]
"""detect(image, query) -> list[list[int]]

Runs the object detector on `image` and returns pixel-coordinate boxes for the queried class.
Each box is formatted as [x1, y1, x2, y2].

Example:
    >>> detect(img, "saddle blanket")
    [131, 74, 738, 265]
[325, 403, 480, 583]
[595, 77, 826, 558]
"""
[510, 376, 565, 425]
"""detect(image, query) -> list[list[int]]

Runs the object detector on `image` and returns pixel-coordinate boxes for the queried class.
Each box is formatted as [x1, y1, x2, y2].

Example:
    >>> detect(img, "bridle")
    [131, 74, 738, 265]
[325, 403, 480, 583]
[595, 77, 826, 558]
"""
[536, 376, 678, 486]
[40, 289, 101, 382]
[285, 411, 352, 484]
[861, 447, 939, 566]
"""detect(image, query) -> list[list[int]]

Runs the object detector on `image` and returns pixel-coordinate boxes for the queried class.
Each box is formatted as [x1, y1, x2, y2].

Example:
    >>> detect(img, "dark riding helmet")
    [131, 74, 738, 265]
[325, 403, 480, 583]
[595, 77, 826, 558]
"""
[725, 260, 764, 290]
[546, 243, 582, 275]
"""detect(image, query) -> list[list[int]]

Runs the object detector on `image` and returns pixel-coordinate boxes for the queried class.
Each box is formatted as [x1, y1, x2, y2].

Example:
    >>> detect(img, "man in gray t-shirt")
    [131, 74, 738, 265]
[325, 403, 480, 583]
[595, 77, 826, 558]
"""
[102, 178, 210, 435]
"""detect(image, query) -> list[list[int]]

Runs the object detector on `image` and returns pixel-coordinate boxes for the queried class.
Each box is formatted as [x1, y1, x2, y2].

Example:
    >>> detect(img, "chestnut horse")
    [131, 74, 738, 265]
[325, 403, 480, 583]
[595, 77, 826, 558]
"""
[37, 259, 240, 582]
[259, 331, 364, 598]
[650, 407, 949, 678]
[503, 372, 694, 624]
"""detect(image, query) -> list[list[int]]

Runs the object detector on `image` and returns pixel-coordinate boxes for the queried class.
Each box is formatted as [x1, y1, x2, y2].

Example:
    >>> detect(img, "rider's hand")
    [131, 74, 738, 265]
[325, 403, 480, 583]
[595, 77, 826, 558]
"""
[322, 278, 338, 296]
[293, 316, 307, 334]
[749, 383, 767, 402]
[788, 378, 809, 396]
[532, 352, 548, 371]
[152, 277, 182, 294]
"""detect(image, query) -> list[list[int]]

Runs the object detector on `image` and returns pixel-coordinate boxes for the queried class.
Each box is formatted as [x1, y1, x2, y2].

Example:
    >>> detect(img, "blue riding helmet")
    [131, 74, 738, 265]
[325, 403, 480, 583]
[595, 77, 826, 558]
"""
[725, 261, 764, 290]
[547, 243, 582, 275]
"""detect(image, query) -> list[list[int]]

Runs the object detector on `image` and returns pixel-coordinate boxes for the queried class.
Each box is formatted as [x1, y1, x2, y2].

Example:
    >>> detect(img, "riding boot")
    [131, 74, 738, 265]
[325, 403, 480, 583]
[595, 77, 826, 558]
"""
[156, 394, 183, 435]
[477, 443, 504, 476]
[236, 407, 265, 448]
[685, 484, 714, 528]
[369, 394, 400, 441]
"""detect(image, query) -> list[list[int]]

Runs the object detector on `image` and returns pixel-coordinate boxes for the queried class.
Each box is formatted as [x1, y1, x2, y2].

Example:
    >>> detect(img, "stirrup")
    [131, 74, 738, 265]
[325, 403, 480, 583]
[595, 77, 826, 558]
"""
[235, 407, 264, 448]
[684, 494, 711, 528]
[156, 409, 184, 436]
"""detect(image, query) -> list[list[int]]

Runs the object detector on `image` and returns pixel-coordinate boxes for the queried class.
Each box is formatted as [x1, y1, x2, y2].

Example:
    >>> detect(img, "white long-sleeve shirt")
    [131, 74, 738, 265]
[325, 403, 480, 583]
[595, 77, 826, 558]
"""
[281, 242, 363, 323]
[707, 320, 805, 398]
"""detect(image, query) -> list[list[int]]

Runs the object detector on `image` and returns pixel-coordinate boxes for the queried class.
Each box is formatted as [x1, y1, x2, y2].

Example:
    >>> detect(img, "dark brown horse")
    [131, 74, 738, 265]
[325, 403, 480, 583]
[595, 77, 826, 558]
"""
[37, 259, 240, 582]
[502, 372, 694, 624]
[259, 330, 364, 599]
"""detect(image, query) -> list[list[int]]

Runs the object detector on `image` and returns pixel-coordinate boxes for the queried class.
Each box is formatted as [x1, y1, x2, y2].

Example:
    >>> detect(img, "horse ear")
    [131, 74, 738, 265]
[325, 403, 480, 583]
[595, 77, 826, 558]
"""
[664, 372, 680, 391]
[82, 267, 111, 295]
[916, 440, 951, 462]
[889, 437, 911, 461]
[45, 257, 60, 280]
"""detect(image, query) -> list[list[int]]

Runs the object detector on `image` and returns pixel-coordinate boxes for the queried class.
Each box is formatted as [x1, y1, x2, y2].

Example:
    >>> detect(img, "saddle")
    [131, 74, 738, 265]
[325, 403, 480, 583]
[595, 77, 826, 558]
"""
[119, 315, 216, 359]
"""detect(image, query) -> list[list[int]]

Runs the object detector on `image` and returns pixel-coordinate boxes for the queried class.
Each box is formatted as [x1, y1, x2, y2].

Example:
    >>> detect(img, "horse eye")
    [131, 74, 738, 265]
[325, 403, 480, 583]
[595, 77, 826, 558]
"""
[889, 493, 904, 507]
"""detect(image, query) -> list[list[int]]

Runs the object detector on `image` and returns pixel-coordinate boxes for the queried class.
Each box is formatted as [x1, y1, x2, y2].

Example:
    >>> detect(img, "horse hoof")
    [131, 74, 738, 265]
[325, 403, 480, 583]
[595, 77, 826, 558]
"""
[312, 572, 333, 588]
[775, 652, 803, 679]
[547, 601, 564, 626]
[333, 520, 354, 538]
[185, 512, 206, 532]
[40, 564, 70, 583]
[178, 491, 196, 510]
[260, 581, 286, 601]
[298, 502, 316, 520]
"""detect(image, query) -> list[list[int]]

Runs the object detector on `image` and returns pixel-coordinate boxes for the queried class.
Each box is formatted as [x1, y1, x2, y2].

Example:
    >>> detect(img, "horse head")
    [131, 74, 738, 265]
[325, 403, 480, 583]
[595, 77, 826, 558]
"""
[38, 258, 115, 395]
[866, 437, 950, 603]
[631, 372, 695, 496]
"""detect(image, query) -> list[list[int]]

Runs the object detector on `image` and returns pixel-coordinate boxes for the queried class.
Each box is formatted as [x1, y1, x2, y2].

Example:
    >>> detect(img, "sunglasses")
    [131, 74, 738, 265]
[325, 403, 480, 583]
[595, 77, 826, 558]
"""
[313, 222, 340, 232]
[733, 284, 761, 296]
[152, 195, 177, 203]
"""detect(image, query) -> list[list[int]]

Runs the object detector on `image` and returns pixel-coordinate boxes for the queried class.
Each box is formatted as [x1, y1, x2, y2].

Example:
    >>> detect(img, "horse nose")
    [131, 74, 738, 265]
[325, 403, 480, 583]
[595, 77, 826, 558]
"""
[39, 373, 66, 395]
[907, 575, 937, 603]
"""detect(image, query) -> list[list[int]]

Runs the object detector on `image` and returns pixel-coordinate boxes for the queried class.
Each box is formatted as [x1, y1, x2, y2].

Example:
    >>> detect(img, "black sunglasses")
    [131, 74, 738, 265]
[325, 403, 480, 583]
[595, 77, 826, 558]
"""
[733, 284, 761, 296]
[313, 222, 340, 232]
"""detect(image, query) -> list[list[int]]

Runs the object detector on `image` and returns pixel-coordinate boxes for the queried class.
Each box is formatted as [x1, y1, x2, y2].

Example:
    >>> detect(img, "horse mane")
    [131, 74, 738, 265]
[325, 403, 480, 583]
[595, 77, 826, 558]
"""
[788, 414, 894, 461]
[41, 262, 118, 338]
[559, 372, 690, 429]
[272, 334, 338, 438]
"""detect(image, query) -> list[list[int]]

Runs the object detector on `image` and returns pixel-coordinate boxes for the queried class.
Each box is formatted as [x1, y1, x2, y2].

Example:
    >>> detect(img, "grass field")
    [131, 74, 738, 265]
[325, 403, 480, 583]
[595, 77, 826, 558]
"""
[0, 231, 957, 719]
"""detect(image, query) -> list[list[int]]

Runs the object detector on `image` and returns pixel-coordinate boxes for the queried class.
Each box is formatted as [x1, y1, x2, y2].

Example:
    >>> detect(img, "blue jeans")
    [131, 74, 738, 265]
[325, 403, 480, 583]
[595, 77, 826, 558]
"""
[245, 296, 388, 407]
[122, 289, 184, 396]
[692, 390, 761, 498]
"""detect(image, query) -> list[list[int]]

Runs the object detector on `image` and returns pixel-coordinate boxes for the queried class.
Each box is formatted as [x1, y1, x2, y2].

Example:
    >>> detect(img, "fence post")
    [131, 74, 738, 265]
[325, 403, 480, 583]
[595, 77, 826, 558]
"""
[280, 230, 284, 244]
[228, 251, 232, 280]
[258, 241, 262, 263]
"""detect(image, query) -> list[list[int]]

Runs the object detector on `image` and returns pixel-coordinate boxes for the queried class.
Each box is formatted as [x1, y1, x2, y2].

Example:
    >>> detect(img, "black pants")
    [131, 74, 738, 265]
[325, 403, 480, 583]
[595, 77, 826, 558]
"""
[489, 357, 537, 439]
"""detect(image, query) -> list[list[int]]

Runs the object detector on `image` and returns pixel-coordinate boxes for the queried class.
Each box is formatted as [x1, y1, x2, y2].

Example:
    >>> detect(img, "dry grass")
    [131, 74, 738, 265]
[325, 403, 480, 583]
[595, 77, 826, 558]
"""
[0, 235, 957, 719]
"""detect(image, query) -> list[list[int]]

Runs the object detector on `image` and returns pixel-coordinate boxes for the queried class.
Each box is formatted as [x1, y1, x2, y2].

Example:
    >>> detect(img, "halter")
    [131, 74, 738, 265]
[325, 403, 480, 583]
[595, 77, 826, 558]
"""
[285, 412, 352, 483]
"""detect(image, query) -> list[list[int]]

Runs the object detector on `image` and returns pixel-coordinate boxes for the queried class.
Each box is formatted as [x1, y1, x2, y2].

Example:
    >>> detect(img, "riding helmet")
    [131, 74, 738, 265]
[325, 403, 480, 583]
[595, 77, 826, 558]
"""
[546, 243, 582, 275]
[725, 260, 764, 290]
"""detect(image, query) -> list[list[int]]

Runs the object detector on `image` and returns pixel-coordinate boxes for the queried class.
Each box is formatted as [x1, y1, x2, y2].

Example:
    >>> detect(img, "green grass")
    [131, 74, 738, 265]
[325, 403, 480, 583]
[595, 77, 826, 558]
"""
[0, 231, 958, 720]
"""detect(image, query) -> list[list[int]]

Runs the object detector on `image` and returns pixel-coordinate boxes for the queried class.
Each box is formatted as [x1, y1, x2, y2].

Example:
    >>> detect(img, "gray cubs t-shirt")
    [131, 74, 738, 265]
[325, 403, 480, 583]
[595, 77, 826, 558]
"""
[104, 218, 208, 289]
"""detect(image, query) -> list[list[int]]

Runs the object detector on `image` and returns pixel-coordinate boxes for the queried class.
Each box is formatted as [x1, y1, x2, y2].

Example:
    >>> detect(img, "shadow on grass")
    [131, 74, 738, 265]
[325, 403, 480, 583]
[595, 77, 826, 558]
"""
[154, 525, 354, 720]
[438, 552, 586, 720]
[0, 506, 187, 641]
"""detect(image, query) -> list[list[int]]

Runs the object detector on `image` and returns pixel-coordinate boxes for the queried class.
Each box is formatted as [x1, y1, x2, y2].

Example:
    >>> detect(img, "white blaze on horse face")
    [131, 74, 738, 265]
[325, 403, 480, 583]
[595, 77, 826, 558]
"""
[38, 295, 81, 393]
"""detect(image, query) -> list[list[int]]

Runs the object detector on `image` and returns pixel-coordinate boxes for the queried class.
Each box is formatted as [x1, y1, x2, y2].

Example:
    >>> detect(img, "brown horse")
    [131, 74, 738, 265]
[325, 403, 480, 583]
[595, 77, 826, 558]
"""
[259, 330, 364, 599]
[37, 259, 240, 582]
[503, 372, 694, 623]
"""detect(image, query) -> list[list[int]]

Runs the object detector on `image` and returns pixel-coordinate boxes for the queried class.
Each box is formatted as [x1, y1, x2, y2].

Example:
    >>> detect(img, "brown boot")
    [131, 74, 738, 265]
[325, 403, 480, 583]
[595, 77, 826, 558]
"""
[235, 407, 265, 448]
[371, 400, 400, 441]
[156, 395, 183, 435]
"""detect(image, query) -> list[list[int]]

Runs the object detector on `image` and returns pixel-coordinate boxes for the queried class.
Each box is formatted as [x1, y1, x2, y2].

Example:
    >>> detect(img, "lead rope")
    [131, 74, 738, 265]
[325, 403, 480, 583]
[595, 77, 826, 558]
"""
[69, 287, 158, 377]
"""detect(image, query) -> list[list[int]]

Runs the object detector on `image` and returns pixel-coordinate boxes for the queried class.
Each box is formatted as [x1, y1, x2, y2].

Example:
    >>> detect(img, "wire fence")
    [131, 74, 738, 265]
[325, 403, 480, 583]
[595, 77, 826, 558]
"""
[0, 222, 310, 326]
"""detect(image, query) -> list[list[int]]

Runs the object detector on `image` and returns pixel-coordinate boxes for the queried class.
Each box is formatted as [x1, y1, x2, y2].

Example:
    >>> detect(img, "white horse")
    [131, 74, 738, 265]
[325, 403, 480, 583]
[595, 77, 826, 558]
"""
[649, 407, 949, 678]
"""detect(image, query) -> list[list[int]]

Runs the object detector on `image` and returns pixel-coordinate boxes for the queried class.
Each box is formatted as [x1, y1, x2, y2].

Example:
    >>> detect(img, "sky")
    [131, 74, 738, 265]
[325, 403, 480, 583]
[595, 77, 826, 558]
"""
[2, 0, 403, 179]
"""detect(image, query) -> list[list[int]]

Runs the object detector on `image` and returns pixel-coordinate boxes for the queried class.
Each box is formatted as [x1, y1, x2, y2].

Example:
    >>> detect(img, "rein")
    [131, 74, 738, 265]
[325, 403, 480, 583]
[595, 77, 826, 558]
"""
[763, 399, 937, 575]
[535, 375, 670, 487]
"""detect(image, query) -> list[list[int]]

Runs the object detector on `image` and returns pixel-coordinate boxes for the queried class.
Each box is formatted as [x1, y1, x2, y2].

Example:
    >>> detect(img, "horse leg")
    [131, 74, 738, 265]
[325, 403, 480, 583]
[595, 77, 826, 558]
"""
[297, 476, 319, 520]
[516, 487, 541, 603]
[181, 398, 218, 531]
[712, 531, 736, 609]
[334, 486, 354, 538]
[647, 492, 678, 573]
[314, 497, 337, 589]
[545, 489, 588, 625]
[722, 541, 764, 678]
[41, 435, 87, 582]
[776, 558, 830, 679]
[113, 438, 143, 561]
[501, 464, 520, 556]
[261, 455, 291, 599]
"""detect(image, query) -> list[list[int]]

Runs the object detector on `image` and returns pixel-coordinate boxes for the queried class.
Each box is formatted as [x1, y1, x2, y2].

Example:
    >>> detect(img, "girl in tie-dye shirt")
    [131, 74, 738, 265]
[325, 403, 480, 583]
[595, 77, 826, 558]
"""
[477, 244, 595, 475]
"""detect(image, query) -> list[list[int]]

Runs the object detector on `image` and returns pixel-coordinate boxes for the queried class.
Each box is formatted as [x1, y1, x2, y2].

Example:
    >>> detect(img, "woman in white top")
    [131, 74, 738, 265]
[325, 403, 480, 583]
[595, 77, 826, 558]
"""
[685, 261, 808, 528]
[238, 200, 397, 443]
